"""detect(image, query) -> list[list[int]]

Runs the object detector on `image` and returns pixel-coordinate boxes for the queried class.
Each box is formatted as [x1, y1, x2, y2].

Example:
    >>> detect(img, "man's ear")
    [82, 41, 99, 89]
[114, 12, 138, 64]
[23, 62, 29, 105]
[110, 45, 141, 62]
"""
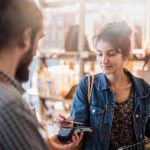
[19, 28, 32, 52]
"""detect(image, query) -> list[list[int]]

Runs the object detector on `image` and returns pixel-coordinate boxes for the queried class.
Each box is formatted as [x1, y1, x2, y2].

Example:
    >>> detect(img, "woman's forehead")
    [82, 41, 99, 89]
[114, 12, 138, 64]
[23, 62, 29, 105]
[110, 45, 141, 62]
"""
[95, 40, 116, 51]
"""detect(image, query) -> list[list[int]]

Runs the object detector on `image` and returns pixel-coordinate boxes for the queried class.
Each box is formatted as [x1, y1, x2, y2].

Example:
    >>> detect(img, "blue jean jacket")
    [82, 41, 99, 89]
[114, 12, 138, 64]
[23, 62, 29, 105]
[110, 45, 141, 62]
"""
[71, 70, 150, 150]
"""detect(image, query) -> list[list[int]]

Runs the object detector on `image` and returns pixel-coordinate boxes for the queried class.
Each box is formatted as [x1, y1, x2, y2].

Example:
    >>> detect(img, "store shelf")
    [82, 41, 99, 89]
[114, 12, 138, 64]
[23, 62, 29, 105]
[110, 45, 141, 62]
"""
[41, 0, 143, 7]
[41, 51, 145, 62]
[41, 0, 77, 7]
[41, 51, 96, 61]
[40, 95, 72, 102]
[27, 88, 72, 120]
[40, 0, 145, 7]
[27, 88, 72, 102]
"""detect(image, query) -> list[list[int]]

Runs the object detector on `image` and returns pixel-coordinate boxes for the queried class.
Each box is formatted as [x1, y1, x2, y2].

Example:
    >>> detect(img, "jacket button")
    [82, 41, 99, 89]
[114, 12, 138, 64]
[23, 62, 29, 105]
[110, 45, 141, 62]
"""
[92, 109, 95, 113]
[140, 135, 143, 139]
[135, 114, 139, 118]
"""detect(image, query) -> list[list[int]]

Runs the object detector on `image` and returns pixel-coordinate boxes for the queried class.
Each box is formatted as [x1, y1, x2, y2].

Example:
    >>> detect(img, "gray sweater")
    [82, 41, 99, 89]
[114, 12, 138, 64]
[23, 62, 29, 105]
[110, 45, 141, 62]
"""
[0, 82, 49, 150]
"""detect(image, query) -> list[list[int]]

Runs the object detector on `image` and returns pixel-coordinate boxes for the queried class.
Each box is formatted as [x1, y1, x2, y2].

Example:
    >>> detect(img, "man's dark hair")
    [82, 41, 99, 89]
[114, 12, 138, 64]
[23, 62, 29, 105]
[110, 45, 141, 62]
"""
[0, 0, 43, 49]
[94, 21, 132, 57]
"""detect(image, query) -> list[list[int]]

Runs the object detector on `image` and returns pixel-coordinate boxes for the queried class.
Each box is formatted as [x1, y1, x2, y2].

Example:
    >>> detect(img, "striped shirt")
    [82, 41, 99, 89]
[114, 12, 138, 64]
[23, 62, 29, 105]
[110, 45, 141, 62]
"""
[0, 71, 49, 150]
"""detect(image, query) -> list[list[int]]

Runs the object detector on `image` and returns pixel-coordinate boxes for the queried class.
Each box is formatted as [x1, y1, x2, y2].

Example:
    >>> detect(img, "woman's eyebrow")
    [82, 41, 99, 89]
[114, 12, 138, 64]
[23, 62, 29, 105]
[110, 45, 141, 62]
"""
[107, 49, 117, 52]
[96, 49, 117, 52]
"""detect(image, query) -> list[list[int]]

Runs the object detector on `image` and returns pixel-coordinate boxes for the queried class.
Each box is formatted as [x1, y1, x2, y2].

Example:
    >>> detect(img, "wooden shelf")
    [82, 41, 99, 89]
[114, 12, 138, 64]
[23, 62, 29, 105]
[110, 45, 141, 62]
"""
[40, 0, 145, 7]
[39, 95, 72, 102]
[40, 51, 145, 62]
[27, 88, 72, 102]
[41, 51, 96, 61]
[41, 0, 78, 7]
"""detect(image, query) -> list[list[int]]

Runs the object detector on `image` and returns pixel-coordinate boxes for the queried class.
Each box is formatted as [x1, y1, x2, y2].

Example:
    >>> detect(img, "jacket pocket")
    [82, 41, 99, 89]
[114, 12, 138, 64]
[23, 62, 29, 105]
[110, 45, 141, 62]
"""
[90, 105, 105, 128]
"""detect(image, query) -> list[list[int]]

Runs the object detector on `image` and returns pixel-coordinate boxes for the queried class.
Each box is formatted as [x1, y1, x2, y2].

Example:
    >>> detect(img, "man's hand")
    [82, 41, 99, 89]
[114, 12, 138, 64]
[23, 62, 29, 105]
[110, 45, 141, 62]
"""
[47, 132, 83, 150]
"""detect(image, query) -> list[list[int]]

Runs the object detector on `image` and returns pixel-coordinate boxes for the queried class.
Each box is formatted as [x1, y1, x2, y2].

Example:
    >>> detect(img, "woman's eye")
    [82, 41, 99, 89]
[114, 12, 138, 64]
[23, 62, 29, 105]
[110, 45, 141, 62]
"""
[97, 53, 117, 56]
[96, 50, 118, 57]
[108, 53, 117, 56]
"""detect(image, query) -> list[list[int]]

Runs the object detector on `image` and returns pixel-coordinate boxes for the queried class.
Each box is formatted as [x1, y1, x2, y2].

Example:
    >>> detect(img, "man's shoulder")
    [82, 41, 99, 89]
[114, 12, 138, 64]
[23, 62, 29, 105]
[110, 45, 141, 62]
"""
[0, 83, 36, 126]
[0, 85, 49, 150]
[0, 83, 22, 108]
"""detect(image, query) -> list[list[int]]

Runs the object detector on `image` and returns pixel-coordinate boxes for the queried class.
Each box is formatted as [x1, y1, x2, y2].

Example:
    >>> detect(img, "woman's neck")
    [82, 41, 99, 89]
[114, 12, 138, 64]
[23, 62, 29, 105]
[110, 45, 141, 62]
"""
[106, 69, 130, 88]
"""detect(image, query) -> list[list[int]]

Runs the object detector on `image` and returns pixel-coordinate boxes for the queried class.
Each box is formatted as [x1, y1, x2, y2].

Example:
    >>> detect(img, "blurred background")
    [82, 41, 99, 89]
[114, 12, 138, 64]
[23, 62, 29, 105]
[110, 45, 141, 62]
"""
[24, 0, 150, 137]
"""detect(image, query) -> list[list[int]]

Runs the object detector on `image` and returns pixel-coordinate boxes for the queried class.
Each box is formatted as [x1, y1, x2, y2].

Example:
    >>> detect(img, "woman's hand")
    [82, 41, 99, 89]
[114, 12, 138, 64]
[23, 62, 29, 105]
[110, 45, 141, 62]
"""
[54, 114, 74, 128]
[48, 132, 83, 150]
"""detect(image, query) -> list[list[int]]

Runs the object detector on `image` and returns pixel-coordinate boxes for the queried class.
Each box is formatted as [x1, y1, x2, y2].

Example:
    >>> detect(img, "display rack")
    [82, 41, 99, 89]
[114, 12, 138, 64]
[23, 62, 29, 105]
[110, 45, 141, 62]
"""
[41, 51, 96, 61]
[40, 0, 144, 7]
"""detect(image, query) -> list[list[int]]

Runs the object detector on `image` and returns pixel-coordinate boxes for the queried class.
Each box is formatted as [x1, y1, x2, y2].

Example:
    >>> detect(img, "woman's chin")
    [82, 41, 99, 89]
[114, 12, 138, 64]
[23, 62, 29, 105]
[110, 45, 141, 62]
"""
[103, 71, 112, 75]
[101, 68, 113, 75]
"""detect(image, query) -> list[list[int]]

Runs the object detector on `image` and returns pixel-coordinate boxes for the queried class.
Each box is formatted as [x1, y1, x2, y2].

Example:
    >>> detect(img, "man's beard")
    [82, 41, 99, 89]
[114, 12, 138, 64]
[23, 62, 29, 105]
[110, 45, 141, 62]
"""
[15, 46, 34, 83]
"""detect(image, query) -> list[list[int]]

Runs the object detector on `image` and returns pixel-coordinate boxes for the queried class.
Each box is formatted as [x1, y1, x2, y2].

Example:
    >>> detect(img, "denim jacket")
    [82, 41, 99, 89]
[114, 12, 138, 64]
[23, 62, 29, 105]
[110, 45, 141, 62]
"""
[71, 70, 150, 150]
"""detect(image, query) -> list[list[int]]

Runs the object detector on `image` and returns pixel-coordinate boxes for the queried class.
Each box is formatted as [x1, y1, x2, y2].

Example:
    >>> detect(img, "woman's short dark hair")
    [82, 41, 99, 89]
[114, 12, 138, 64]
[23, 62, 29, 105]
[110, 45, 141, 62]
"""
[94, 21, 132, 57]
[0, 0, 43, 49]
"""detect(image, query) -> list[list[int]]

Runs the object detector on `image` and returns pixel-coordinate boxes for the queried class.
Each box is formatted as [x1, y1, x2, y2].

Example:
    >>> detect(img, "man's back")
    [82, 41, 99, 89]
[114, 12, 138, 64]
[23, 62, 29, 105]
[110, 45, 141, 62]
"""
[0, 82, 49, 150]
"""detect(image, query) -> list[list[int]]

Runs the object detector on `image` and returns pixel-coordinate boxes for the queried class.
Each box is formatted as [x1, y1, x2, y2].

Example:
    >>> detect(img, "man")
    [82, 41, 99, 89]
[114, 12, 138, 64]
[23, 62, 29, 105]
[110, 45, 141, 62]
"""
[0, 0, 82, 149]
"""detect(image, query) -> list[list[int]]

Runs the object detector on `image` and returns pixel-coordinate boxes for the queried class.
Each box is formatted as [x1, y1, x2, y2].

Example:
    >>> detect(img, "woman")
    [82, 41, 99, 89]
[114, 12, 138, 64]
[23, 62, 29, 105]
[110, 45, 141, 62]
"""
[56, 21, 150, 150]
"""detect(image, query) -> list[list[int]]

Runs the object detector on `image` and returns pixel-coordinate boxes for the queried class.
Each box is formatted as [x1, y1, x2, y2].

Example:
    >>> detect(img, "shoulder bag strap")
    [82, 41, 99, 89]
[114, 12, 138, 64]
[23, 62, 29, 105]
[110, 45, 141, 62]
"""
[86, 74, 94, 104]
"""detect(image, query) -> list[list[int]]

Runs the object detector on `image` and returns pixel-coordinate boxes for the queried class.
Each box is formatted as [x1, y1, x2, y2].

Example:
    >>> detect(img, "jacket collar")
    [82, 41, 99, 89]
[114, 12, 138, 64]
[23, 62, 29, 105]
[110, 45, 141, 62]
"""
[97, 69, 147, 98]
[97, 73, 109, 90]
[124, 69, 148, 99]
[0, 70, 25, 94]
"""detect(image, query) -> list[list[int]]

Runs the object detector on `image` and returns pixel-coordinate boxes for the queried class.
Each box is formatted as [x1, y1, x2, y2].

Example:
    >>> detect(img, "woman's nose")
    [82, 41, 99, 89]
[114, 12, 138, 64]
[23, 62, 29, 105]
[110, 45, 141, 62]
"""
[102, 55, 109, 63]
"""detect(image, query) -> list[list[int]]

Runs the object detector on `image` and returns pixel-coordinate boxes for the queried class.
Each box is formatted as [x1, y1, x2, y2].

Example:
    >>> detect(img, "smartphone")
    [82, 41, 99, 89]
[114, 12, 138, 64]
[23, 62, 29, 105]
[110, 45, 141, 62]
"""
[57, 127, 92, 142]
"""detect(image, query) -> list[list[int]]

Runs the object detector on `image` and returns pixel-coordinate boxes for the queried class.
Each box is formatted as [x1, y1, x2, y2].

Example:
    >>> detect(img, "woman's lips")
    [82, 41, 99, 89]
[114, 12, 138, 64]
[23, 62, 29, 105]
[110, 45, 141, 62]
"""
[101, 65, 112, 69]
[101, 65, 112, 67]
